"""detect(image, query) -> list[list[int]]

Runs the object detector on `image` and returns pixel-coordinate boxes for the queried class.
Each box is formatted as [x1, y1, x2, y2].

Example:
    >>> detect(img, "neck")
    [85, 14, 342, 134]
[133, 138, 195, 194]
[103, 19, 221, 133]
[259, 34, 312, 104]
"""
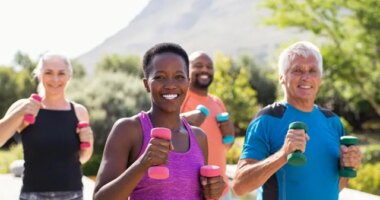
[285, 97, 314, 112]
[42, 93, 69, 109]
[189, 86, 208, 96]
[148, 108, 183, 130]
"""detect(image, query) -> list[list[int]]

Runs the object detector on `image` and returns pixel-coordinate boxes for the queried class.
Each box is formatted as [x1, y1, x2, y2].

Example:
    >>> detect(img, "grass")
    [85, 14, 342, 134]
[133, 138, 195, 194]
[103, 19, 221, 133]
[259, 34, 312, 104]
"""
[0, 144, 23, 173]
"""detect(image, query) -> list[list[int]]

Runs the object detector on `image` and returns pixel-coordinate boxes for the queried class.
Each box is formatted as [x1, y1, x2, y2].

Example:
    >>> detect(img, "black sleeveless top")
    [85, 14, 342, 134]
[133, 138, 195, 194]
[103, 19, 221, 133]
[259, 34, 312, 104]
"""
[20, 103, 82, 192]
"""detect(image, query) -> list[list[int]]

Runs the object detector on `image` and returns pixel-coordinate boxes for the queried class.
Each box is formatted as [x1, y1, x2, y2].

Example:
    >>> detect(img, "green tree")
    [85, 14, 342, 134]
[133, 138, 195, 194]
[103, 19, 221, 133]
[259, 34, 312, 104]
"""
[96, 54, 142, 77]
[67, 73, 150, 151]
[0, 67, 19, 116]
[209, 53, 259, 135]
[237, 55, 277, 106]
[262, 0, 380, 118]
[71, 59, 86, 79]
[14, 51, 35, 73]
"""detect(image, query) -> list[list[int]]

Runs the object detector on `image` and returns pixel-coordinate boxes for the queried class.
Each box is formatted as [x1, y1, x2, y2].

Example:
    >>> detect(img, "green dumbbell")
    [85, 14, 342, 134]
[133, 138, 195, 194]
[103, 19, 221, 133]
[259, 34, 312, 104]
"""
[339, 136, 359, 178]
[287, 122, 308, 166]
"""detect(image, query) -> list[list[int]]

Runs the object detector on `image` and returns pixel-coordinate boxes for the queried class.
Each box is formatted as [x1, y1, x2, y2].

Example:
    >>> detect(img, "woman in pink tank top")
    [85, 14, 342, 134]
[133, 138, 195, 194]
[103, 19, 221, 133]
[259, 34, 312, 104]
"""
[93, 43, 225, 200]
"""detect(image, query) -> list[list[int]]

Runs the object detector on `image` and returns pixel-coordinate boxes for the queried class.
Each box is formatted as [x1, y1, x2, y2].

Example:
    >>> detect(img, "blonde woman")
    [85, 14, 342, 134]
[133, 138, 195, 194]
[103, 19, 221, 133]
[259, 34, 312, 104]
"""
[0, 53, 93, 200]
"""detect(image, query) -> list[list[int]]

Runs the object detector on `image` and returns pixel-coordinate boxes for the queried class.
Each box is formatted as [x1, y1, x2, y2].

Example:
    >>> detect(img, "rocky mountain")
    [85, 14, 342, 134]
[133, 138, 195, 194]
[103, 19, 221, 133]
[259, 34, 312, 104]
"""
[77, 0, 309, 73]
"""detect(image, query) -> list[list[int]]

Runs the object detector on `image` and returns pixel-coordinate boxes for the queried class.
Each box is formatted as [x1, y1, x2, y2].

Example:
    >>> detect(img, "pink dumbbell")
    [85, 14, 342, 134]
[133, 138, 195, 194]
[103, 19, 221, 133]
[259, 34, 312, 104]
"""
[148, 128, 172, 179]
[24, 93, 42, 124]
[77, 122, 91, 149]
[200, 165, 221, 200]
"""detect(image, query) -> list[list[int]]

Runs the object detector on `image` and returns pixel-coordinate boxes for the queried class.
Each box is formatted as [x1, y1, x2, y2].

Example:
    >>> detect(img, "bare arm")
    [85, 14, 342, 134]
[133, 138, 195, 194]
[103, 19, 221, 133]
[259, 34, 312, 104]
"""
[232, 150, 287, 196]
[233, 128, 309, 196]
[73, 103, 93, 164]
[94, 118, 171, 200]
[180, 110, 207, 127]
[0, 98, 40, 146]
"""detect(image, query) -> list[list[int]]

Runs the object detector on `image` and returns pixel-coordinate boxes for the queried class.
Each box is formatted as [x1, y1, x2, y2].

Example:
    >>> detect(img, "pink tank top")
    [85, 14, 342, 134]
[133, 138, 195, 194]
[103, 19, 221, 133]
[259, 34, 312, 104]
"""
[129, 112, 205, 200]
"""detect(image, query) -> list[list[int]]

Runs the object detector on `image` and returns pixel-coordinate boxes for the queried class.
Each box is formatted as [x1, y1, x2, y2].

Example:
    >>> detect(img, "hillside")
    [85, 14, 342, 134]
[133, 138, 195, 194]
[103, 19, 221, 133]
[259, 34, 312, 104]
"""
[77, 0, 309, 73]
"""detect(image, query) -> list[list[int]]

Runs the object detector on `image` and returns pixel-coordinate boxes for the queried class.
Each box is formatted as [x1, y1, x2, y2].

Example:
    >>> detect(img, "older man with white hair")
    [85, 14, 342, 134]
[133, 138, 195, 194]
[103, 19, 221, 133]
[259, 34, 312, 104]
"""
[232, 41, 362, 200]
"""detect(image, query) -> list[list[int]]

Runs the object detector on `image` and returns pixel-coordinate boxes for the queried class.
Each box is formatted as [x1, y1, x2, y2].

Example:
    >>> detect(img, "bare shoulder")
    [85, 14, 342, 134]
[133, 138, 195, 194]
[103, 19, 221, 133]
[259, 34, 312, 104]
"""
[71, 102, 89, 121]
[104, 114, 143, 158]
[108, 114, 141, 140]
[190, 126, 207, 141]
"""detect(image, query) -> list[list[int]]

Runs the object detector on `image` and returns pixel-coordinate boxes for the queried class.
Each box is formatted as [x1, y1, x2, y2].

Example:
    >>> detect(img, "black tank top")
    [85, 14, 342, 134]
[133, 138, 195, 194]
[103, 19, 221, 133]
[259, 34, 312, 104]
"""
[20, 103, 82, 192]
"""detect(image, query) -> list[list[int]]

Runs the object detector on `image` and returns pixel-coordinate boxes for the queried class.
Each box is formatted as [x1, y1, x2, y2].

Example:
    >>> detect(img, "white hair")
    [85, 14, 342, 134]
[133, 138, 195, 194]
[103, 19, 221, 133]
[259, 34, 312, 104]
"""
[32, 52, 72, 96]
[278, 41, 323, 76]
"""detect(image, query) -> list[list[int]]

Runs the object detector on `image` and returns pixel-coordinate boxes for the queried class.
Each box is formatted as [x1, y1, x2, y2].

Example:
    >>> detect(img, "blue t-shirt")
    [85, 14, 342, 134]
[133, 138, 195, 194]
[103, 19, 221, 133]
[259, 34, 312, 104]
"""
[241, 102, 344, 200]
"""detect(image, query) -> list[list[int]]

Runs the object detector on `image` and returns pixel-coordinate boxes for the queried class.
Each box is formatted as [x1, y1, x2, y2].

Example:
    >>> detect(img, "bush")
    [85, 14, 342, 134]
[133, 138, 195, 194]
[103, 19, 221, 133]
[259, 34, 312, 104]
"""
[0, 144, 23, 173]
[340, 117, 353, 134]
[348, 163, 380, 195]
[362, 145, 380, 164]
[82, 153, 102, 176]
[226, 137, 243, 164]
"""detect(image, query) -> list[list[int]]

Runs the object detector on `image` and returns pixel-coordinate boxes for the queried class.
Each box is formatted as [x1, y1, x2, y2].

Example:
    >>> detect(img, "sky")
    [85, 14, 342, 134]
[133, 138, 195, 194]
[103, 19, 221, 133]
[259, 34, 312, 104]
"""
[0, 0, 149, 66]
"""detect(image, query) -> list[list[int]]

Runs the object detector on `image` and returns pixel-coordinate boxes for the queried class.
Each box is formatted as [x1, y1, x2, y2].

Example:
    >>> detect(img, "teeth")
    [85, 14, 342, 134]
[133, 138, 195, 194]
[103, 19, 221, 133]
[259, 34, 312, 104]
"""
[163, 94, 178, 100]
[200, 75, 209, 79]
[300, 85, 311, 89]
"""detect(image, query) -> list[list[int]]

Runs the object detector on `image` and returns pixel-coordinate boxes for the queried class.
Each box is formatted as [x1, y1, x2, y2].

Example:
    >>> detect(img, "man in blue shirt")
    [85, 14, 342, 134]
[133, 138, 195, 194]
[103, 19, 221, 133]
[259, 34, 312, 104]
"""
[232, 41, 362, 200]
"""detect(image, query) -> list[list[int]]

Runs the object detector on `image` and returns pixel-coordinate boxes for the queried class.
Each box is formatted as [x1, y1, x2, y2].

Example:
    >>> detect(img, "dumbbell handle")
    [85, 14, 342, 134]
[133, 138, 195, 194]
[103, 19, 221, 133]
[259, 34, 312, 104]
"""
[287, 121, 308, 166]
[24, 94, 42, 124]
[77, 122, 91, 149]
[339, 136, 358, 178]
[148, 128, 172, 179]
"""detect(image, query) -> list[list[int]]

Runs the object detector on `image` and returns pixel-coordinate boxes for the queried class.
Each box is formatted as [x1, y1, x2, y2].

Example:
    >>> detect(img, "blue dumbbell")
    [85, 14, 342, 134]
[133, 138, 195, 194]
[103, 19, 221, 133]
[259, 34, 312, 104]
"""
[196, 105, 210, 117]
[216, 112, 234, 144]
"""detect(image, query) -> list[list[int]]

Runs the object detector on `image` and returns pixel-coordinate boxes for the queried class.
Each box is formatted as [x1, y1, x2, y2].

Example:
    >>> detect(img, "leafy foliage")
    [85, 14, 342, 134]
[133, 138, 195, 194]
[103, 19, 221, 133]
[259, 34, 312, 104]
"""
[209, 53, 259, 135]
[348, 163, 380, 195]
[67, 72, 150, 151]
[262, 0, 380, 126]
[96, 54, 142, 77]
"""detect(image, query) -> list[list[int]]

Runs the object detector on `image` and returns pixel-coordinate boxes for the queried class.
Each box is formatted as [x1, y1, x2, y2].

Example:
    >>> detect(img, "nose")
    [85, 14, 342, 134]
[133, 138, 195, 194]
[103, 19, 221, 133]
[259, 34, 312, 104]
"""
[163, 78, 177, 90]
[53, 75, 60, 82]
[301, 71, 311, 80]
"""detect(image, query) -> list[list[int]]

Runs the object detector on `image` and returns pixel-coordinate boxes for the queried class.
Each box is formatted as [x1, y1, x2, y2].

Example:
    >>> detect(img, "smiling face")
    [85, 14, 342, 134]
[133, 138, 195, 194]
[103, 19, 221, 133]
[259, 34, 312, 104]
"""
[144, 52, 189, 113]
[39, 57, 71, 96]
[280, 55, 321, 109]
[189, 53, 214, 90]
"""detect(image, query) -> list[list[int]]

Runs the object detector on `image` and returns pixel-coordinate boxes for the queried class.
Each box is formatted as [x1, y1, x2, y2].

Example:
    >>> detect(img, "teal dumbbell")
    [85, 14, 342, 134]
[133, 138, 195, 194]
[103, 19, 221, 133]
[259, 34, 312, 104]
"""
[196, 105, 210, 117]
[287, 122, 308, 166]
[339, 136, 359, 178]
[216, 112, 234, 144]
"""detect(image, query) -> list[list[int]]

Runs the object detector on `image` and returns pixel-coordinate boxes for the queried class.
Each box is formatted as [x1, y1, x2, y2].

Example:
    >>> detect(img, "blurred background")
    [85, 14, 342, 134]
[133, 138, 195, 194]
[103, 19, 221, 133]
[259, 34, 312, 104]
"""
[1, 0, 380, 198]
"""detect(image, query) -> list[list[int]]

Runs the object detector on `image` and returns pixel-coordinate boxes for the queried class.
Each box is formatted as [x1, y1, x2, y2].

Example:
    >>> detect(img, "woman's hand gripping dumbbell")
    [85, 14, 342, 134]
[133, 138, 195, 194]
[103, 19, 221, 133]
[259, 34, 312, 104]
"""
[200, 165, 225, 200]
[148, 128, 172, 179]
[24, 93, 42, 124]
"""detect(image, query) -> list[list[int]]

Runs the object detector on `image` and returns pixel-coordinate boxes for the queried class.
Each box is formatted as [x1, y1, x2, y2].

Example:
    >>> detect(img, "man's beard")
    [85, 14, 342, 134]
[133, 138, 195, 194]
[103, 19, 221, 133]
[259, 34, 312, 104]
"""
[193, 74, 213, 89]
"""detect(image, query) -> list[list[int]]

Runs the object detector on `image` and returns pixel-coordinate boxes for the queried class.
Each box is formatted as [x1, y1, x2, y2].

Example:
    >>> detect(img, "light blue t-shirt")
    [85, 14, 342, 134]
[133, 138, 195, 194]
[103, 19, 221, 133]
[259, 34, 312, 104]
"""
[241, 102, 344, 200]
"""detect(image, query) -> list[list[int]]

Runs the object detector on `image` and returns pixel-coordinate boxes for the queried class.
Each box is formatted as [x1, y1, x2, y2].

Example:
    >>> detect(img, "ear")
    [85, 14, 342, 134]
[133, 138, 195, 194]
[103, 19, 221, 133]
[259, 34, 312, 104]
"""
[279, 75, 284, 84]
[143, 78, 150, 92]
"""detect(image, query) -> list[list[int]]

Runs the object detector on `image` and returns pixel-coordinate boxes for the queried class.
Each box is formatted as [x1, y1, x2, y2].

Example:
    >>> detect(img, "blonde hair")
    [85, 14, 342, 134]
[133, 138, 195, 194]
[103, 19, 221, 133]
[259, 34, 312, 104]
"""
[278, 41, 323, 76]
[32, 52, 73, 96]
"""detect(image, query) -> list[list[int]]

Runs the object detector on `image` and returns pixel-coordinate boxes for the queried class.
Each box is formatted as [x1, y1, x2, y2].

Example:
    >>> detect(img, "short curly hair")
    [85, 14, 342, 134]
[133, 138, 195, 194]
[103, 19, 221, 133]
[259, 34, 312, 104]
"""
[142, 42, 189, 78]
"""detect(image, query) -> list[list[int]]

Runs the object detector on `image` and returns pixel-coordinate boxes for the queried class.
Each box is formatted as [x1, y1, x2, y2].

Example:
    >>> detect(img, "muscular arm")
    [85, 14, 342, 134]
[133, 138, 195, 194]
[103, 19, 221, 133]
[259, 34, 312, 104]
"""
[232, 150, 288, 196]
[94, 117, 171, 200]
[94, 118, 148, 200]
